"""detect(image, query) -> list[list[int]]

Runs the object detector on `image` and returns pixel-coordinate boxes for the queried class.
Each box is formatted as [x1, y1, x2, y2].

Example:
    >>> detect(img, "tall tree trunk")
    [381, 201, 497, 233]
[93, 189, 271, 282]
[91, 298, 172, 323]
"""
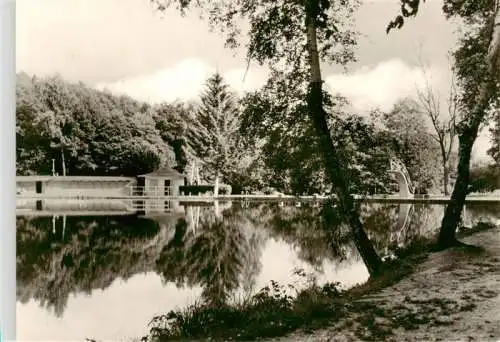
[305, 3, 381, 275]
[438, 4, 500, 249]
[438, 133, 475, 247]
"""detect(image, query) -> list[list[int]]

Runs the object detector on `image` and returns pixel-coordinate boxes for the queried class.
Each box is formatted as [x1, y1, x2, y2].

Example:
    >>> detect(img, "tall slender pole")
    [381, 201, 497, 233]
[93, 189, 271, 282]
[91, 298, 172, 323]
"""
[52, 215, 56, 234]
[62, 215, 67, 239]
[61, 149, 66, 176]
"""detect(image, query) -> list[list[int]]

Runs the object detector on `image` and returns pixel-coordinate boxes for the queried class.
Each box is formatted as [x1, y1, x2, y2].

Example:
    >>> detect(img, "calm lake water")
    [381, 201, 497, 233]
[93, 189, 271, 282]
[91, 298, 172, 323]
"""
[16, 200, 500, 341]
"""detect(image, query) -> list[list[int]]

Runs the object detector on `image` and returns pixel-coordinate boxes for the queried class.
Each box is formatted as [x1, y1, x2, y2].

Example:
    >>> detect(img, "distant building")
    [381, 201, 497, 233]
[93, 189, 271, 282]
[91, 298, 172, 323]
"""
[138, 166, 185, 197]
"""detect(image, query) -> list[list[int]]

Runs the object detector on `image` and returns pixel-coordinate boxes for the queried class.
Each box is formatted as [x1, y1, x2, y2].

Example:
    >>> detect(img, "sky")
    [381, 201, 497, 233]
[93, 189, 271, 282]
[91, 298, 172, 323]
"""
[16, 0, 494, 163]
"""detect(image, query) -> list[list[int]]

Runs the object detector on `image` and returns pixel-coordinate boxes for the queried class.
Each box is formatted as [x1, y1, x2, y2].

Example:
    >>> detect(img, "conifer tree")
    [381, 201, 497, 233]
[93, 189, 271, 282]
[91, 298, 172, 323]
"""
[183, 72, 244, 195]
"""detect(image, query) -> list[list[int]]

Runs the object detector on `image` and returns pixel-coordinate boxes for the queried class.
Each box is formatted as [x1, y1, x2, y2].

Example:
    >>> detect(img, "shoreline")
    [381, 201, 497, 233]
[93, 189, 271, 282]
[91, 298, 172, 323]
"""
[16, 194, 500, 203]
[142, 223, 500, 342]
[266, 224, 500, 342]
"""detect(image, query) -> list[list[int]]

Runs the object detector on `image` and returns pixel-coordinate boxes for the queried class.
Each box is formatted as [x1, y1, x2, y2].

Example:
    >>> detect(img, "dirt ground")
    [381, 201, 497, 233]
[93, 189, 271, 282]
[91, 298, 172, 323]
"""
[268, 226, 500, 342]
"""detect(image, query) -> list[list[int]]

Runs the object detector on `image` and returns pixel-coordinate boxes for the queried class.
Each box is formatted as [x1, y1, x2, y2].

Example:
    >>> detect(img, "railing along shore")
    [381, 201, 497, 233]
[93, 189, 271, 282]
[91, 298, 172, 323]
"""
[16, 193, 500, 203]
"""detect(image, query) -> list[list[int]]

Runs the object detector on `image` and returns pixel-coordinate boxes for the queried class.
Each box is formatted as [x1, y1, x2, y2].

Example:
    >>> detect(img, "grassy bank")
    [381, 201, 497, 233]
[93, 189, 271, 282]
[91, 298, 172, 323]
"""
[141, 222, 497, 342]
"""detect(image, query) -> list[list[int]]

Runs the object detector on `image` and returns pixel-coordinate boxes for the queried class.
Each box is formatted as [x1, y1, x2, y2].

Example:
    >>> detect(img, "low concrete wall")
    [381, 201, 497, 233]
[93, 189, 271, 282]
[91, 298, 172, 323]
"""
[42, 199, 130, 211]
[16, 199, 38, 210]
[16, 199, 130, 211]
[16, 176, 137, 198]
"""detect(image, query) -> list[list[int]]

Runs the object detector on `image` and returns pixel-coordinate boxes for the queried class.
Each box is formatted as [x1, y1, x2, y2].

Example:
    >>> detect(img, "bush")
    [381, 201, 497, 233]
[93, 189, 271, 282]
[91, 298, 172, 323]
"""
[179, 185, 214, 195]
[180, 184, 232, 196]
[142, 279, 344, 341]
[468, 164, 500, 193]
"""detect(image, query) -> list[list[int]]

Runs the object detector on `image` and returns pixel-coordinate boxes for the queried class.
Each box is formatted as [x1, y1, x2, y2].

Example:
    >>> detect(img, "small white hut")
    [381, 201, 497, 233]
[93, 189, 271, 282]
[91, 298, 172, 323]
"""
[138, 166, 185, 197]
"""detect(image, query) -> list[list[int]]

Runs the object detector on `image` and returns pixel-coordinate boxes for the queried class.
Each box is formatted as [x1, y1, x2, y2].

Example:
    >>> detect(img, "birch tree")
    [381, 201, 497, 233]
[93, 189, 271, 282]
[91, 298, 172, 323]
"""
[388, 0, 500, 248]
[151, 0, 383, 275]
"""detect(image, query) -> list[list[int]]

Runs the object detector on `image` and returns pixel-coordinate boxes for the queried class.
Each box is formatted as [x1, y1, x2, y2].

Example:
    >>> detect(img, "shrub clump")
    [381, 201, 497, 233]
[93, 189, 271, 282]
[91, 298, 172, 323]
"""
[141, 279, 345, 341]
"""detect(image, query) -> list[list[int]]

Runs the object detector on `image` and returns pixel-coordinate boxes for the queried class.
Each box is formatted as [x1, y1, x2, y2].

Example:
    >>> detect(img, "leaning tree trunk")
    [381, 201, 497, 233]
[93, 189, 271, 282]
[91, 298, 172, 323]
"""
[304, 4, 382, 275]
[438, 133, 475, 247]
[439, 96, 494, 248]
[438, 4, 500, 249]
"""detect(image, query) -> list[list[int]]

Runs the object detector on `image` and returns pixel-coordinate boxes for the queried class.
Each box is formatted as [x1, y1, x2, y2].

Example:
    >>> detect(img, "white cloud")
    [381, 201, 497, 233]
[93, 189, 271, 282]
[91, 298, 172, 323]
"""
[95, 58, 213, 103]
[95, 58, 267, 103]
[324, 58, 437, 113]
[95, 57, 493, 163]
[324, 59, 493, 163]
[224, 67, 268, 94]
[98, 57, 433, 110]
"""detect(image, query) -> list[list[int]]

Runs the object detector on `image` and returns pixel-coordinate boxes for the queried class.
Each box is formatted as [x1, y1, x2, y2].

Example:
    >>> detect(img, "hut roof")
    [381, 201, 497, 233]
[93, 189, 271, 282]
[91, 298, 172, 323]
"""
[138, 166, 184, 179]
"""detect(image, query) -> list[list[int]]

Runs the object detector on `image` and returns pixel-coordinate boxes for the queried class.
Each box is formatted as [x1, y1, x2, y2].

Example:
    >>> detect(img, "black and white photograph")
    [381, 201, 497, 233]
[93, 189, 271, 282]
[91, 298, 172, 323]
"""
[13, 0, 500, 341]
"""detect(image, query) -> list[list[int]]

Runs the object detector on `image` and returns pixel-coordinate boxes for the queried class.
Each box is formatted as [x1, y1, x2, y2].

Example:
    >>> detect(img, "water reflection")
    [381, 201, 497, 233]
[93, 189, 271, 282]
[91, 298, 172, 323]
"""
[156, 209, 265, 306]
[16, 201, 500, 341]
[17, 215, 166, 316]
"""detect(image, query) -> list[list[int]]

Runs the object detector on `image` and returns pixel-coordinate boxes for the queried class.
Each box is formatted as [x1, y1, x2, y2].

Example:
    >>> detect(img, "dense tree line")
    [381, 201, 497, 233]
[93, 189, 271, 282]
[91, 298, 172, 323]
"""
[16, 70, 494, 199]
[16, 72, 259, 193]
[17, 70, 453, 196]
[16, 73, 174, 177]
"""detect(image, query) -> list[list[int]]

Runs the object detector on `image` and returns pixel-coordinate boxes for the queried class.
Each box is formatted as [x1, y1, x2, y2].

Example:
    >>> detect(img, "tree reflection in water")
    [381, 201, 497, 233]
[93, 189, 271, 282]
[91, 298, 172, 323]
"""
[156, 206, 266, 305]
[16, 202, 500, 317]
[17, 215, 164, 316]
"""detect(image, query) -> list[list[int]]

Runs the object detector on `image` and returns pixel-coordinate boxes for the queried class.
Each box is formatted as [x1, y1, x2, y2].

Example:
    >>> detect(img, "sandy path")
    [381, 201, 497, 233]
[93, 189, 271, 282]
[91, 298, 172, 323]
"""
[268, 227, 500, 342]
